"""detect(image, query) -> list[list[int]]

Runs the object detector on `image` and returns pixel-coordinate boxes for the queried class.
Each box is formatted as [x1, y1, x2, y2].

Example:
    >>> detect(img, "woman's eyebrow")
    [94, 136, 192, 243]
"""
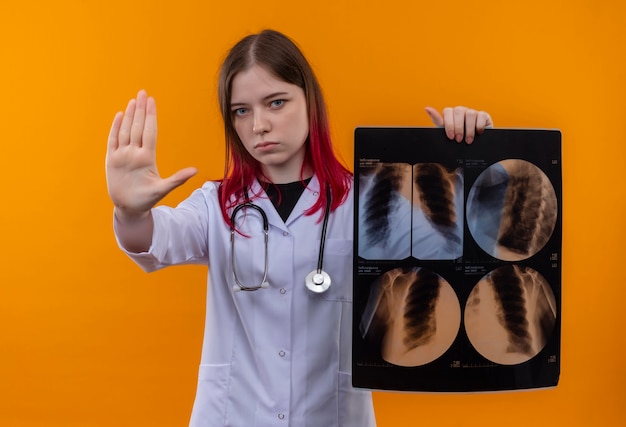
[231, 91, 290, 108]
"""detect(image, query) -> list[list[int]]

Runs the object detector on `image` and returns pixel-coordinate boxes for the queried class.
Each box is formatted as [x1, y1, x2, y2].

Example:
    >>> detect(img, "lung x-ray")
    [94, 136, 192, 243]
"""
[353, 128, 561, 392]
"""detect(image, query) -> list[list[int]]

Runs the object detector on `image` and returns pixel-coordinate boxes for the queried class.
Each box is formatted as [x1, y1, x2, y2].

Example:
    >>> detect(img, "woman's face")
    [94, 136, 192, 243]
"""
[230, 64, 310, 183]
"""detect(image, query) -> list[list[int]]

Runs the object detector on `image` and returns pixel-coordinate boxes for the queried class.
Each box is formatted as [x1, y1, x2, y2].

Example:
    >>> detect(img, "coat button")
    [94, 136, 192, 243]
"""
[278, 413, 285, 420]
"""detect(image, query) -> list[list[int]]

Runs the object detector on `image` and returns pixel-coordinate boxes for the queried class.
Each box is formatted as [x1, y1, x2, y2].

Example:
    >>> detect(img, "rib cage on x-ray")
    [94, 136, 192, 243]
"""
[413, 163, 463, 259]
[414, 163, 457, 227]
[467, 159, 557, 261]
[353, 128, 561, 391]
[464, 264, 556, 365]
[360, 267, 460, 367]
[359, 163, 411, 260]
[358, 162, 463, 260]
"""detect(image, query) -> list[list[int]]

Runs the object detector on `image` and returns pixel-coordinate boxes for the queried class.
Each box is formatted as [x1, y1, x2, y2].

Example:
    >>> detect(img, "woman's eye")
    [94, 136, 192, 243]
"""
[233, 108, 247, 116]
[270, 99, 284, 108]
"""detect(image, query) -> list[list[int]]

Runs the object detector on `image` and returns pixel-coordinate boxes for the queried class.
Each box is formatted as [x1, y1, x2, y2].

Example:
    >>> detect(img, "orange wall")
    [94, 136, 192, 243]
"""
[1, 1, 624, 426]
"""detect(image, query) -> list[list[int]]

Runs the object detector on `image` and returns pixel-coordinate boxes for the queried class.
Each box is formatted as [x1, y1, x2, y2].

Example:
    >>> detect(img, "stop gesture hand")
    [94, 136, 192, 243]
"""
[106, 90, 197, 221]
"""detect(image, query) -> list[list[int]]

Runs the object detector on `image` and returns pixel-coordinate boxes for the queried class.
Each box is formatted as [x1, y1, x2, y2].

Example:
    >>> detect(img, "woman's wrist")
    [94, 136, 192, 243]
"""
[114, 206, 152, 225]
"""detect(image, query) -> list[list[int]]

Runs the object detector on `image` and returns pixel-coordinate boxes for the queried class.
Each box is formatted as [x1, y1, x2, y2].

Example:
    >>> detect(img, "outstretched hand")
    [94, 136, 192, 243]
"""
[106, 90, 197, 220]
[425, 106, 493, 144]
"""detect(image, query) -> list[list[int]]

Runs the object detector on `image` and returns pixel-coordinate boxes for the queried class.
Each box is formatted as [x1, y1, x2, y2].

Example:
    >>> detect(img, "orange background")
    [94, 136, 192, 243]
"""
[1, 1, 624, 426]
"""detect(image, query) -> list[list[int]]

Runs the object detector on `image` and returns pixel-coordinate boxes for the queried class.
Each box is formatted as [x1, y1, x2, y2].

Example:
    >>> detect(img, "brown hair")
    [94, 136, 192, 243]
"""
[217, 29, 351, 225]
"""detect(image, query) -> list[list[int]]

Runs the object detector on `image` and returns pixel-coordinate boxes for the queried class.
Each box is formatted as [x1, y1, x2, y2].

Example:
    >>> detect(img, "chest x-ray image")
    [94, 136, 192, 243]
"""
[358, 162, 463, 260]
[466, 159, 557, 261]
[412, 163, 463, 259]
[359, 267, 461, 367]
[464, 264, 556, 365]
[358, 163, 412, 260]
[353, 128, 561, 392]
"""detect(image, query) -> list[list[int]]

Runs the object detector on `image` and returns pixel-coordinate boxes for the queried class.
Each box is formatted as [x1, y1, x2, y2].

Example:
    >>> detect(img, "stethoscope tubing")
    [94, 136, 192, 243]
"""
[230, 202, 270, 291]
[229, 184, 332, 293]
[315, 189, 330, 275]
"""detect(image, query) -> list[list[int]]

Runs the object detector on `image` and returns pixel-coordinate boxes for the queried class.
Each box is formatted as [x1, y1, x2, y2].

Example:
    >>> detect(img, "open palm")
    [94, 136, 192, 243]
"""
[106, 90, 197, 217]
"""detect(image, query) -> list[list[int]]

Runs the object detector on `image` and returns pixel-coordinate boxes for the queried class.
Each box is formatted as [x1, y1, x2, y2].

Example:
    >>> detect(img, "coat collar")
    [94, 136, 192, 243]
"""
[247, 175, 321, 230]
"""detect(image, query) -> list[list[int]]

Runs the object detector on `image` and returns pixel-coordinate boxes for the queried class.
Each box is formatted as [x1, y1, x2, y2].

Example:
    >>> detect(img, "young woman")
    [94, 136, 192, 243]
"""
[106, 29, 492, 427]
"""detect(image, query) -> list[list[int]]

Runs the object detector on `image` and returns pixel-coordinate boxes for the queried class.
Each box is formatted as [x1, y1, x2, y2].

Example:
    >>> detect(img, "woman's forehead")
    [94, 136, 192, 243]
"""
[230, 65, 301, 104]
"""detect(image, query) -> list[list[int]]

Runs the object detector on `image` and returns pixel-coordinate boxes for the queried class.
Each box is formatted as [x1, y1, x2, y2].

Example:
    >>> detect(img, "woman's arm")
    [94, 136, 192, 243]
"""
[106, 90, 197, 252]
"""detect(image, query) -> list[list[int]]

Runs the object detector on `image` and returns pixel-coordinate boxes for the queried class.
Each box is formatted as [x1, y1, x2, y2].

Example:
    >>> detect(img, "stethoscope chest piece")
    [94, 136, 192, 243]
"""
[305, 270, 331, 293]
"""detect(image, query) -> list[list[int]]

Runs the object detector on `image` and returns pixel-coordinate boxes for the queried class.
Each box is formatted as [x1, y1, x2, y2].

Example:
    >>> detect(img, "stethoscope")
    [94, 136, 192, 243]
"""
[230, 185, 332, 294]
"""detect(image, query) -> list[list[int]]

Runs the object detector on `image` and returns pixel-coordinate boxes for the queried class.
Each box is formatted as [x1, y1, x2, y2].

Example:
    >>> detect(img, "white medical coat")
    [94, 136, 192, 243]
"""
[115, 175, 376, 427]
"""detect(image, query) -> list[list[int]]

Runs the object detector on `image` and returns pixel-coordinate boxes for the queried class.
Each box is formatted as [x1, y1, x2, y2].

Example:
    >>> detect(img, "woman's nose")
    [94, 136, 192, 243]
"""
[253, 111, 270, 135]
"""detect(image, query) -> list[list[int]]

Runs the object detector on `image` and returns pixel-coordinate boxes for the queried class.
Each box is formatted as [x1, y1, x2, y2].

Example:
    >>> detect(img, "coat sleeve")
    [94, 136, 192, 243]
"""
[113, 184, 214, 272]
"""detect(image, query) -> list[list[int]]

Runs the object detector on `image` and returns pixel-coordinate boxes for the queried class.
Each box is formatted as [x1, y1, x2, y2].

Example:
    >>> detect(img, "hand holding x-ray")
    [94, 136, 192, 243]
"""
[425, 106, 493, 144]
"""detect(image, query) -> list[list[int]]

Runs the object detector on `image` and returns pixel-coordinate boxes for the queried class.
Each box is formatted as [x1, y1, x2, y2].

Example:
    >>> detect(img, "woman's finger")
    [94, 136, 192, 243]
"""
[118, 98, 136, 147]
[464, 108, 478, 144]
[453, 106, 467, 143]
[142, 95, 158, 150]
[424, 107, 444, 127]
[107, 111, 124, 151]
[442, 107, 455, 140]
[130, 90, 147, 147]
[476, 111, 494, 134]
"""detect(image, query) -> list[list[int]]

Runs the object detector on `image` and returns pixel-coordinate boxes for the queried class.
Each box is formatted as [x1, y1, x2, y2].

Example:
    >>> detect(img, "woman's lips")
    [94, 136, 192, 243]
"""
[254, 141, 279, 151]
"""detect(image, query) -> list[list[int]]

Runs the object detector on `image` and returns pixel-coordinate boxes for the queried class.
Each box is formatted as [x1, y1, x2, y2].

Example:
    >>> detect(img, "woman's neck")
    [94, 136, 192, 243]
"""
[262, 165, 314, 184]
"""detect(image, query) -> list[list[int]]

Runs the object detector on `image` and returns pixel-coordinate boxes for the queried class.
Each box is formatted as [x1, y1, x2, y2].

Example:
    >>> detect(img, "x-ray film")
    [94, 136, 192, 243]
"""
[353, 128, 561, 392]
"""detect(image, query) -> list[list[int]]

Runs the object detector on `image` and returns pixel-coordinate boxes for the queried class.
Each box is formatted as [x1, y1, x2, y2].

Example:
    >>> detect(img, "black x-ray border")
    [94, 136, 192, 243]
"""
[352, 127, 562, 392]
